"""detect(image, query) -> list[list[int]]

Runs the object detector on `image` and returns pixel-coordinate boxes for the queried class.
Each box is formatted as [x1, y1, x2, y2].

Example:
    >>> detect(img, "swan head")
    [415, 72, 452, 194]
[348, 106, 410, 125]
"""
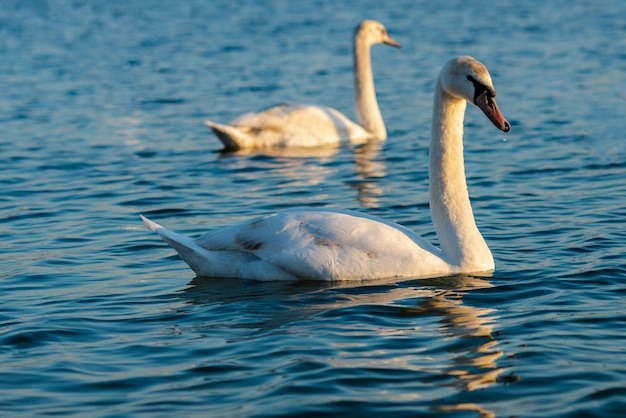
[440, 56, 510, 132]
[355, 20, 401, 48]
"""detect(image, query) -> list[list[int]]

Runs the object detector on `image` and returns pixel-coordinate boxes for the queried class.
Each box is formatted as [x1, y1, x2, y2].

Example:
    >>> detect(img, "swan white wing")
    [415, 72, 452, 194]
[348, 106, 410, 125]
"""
[142, 215, 300, 280]
[227, 104, 372, 148]
[194, 209, 448, 280]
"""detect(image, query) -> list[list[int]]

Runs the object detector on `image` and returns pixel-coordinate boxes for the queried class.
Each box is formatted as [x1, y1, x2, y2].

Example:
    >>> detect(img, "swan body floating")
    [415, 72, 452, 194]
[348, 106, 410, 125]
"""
[205, 20, 400, 151]
[143, 56, 510, 281]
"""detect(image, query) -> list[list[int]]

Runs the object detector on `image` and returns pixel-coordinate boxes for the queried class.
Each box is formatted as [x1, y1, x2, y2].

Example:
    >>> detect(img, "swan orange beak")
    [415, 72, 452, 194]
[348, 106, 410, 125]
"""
[383, 35, 401, 48]
[475, 91, 510, 132]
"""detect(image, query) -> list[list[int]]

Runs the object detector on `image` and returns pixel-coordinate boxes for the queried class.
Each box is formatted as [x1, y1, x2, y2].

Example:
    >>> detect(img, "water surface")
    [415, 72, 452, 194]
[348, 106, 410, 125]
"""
[1, 1, 625, 416]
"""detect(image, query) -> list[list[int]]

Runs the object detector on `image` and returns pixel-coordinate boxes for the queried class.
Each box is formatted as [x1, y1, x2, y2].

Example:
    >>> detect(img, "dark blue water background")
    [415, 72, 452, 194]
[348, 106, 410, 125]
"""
[1, 0, 625, 416]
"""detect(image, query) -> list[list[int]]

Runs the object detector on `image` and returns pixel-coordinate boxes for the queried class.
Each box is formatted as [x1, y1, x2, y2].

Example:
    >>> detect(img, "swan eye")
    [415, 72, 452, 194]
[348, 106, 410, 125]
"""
[466, 75, 480, 85]
[466, 75, 490, 102]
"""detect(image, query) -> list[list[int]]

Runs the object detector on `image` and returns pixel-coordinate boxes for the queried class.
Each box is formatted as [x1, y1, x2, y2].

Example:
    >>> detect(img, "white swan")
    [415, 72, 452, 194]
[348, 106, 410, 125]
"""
[143, 56, 510, 281]
[205, 20, 400, 151]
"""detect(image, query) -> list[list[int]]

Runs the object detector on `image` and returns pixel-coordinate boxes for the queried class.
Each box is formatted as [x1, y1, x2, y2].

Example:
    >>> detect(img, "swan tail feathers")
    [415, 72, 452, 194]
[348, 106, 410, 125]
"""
[140, 215, 219, 277]
[205, 120, 252, 151]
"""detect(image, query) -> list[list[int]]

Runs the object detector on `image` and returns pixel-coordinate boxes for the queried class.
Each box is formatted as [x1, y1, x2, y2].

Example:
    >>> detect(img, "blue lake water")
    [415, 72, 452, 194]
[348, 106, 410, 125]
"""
[1, 0, 625, 416]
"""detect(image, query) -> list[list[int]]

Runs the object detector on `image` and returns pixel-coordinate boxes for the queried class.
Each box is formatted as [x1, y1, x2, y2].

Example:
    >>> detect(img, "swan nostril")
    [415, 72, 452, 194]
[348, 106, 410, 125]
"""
[503, 121, 511, 132]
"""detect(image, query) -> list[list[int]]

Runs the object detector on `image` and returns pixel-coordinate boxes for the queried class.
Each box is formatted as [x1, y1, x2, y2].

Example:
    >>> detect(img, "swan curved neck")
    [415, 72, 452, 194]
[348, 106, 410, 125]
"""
[353, 38, 386, 139]
[429, 77, 493, 271]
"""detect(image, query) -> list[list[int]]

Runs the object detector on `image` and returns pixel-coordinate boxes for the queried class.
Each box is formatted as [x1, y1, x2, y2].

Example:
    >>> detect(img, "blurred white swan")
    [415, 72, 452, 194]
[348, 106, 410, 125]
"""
[205, 20, 400, 151]
[143, 56, 510, 281]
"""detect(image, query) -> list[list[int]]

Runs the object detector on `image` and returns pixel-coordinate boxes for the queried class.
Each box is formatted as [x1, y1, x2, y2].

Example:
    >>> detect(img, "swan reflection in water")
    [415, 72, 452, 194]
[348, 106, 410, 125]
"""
[218, 138, 387, 208]
[179, 273, 508, 415]
[402, 280, 504, 392]
[348, 140, 386, 208]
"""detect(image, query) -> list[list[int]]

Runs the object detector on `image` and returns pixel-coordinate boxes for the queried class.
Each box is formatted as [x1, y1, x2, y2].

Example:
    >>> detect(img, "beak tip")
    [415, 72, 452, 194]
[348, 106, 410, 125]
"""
[384, 37, 401, 48]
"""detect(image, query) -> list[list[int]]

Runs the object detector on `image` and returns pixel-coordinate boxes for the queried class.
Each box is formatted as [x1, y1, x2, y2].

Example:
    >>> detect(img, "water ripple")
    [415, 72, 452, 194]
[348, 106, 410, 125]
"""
[1, 0, 625, 416]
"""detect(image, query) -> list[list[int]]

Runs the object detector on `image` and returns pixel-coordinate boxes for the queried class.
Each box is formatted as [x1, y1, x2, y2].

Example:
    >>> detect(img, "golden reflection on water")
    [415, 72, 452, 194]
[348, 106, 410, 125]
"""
[435, 402, 496, 418]
[330, 275, 504, 394]
[219, 139, 387, 208]
[351, 140, 386, 208]
[187, 273, 504, 416]
[404, 276, 504, 394]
